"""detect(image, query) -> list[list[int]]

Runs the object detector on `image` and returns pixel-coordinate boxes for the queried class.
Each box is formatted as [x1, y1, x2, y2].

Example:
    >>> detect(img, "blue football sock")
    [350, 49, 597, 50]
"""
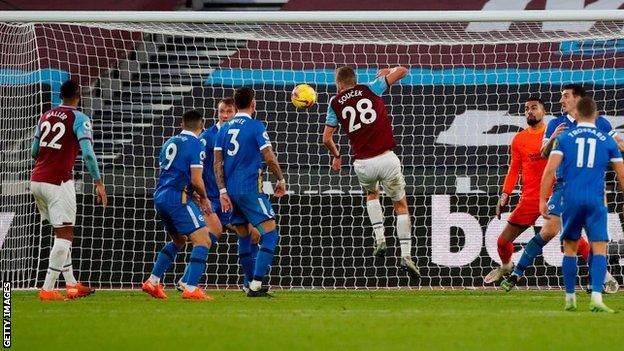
[186, 245, 209, 287]
[591, 254, 607, 294]
[238, 235, 254, 283]
[243, 243, 260, 288]
[210, 233, 218, 247]
[513, 234, 547, 277]
[151, 242, 179, 278]
[180, 262, 190, 284]
[253, 229, 279, 281]
[562, 255, 578, 294]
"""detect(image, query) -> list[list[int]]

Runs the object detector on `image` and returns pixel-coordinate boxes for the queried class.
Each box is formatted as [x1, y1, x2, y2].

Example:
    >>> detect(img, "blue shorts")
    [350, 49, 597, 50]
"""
[547, 184, 563, 217]
[229, 192, 275, 227]
[210, 197, 231, 226]
[155, 198, 206, 236]
[561, 201, 608, 242]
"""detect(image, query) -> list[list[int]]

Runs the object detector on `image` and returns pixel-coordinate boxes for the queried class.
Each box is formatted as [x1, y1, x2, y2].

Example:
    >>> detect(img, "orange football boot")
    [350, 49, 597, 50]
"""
[142, 280, 168, 299]
[66, 282, 95, 299]
[39, 289, 65, 301]
[181, 287, 213, 301]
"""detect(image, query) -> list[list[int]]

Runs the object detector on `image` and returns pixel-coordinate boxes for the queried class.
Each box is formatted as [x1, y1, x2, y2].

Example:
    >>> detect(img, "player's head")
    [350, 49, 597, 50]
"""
[335, 66, 357, 91]
[181, 109, 204, 134]
[576, 96, 598, 123]
[560, 84, 586, 115]
[524, 97, 546, 127]
[217, 97, 236, 124]
[60, 80, 81, 106]
[234, 87, 256, 114]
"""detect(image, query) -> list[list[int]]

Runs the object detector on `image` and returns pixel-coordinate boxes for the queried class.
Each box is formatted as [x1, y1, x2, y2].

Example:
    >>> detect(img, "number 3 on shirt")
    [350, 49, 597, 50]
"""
[227, 129, 240, 156]
[341, 98, 377, 133]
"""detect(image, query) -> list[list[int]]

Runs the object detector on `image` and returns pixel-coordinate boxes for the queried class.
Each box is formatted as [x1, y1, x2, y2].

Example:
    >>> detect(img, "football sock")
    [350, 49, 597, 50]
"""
[238, 235, 254, 284]
[180, 262, 190, 285]
[252, 229, 279, 286]
[366, 199, 385, 243]
[43, 237, 71, 291]
[62, 247, 77, 285]
[186, 245, 210, 292]
[396, 214, 412, 258]
[591, 254, 607, 296]
[497, 236, 514, 266]
[513, 234, 547, 277]
[209, 233, 218, 247]
[578, 237, 590, 263]
[562, 255, 578, 294]
[149, 242, 179, 284]
[245, 243, 259, 288]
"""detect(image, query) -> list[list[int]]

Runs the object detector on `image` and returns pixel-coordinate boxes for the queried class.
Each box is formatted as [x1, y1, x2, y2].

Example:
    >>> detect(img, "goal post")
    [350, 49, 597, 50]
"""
[1, 11, 623, 289]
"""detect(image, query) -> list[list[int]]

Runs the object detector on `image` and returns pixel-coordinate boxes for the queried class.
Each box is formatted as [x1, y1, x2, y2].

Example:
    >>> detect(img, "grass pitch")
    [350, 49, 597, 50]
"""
[11, 289, 623, 350]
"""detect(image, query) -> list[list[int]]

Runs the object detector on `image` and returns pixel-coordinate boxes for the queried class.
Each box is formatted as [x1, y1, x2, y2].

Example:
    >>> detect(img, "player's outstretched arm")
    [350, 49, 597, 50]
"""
[376, 66, 408, 87]
[541, 123, 566, 158]
[261, 147, 286, 197]
[539, 153, 562, 218]
[322, 125, 341, 171]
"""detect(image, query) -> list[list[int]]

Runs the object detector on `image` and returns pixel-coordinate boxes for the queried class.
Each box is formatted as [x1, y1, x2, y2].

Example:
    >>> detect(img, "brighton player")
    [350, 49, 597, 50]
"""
[31, 80, 107, 301]
[484, 98, 548, 284]
[177, 98, 261, 292]
[142, 110, 214, 300]
[501, 85, 620, 292]
[540, 97, 624, 312]
[215, 87, 286, 297]
[322, 66, 420, 278]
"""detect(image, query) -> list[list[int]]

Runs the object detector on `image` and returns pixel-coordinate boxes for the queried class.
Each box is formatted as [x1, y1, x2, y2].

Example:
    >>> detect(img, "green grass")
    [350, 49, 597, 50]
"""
[10, 289, 623, 350]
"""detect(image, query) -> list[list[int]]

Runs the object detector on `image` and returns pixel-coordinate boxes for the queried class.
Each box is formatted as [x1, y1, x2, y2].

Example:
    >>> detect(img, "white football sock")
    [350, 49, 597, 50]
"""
[62, 248, 77, 285]
[148, 274, 160, 285]
[566, 293, 576, 303]
[396, 214, 412, 258]
[185, 285, 196, 293]
[591, 291, 603, 304]
[366, 199, 385, 243]
[42, 237, 71, 291]
[250, 280, 262, 292]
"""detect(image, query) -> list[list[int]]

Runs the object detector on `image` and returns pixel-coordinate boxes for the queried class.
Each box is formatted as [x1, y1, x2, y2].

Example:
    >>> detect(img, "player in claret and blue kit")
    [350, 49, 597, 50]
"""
[322, 66, 420, 278]
[143, 110, 214, 301]
[214, 87, 286, 297]
[540, 97, 624, 312]
[31, 80, 108, 301]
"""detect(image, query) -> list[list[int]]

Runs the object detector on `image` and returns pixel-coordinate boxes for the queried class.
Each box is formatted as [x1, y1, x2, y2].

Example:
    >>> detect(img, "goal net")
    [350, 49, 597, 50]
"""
[2, 13, 624, 289]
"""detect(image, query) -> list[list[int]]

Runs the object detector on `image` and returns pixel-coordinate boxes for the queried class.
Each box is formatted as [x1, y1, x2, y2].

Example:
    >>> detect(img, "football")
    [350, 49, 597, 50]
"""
[291, 84, 317, 108]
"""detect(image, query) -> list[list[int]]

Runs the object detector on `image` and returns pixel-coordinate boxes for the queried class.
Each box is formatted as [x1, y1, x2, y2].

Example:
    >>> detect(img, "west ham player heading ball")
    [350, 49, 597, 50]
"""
[322, 66, 419, 278]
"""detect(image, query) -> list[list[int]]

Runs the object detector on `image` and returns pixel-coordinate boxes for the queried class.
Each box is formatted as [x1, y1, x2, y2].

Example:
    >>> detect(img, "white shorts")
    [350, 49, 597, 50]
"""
[31, 180, 76, 228]
[353, 151, 406, 202]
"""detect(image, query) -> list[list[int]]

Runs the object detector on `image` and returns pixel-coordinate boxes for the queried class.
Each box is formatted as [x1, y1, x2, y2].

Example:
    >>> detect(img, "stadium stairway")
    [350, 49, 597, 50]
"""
[82, 34, 247, 192]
